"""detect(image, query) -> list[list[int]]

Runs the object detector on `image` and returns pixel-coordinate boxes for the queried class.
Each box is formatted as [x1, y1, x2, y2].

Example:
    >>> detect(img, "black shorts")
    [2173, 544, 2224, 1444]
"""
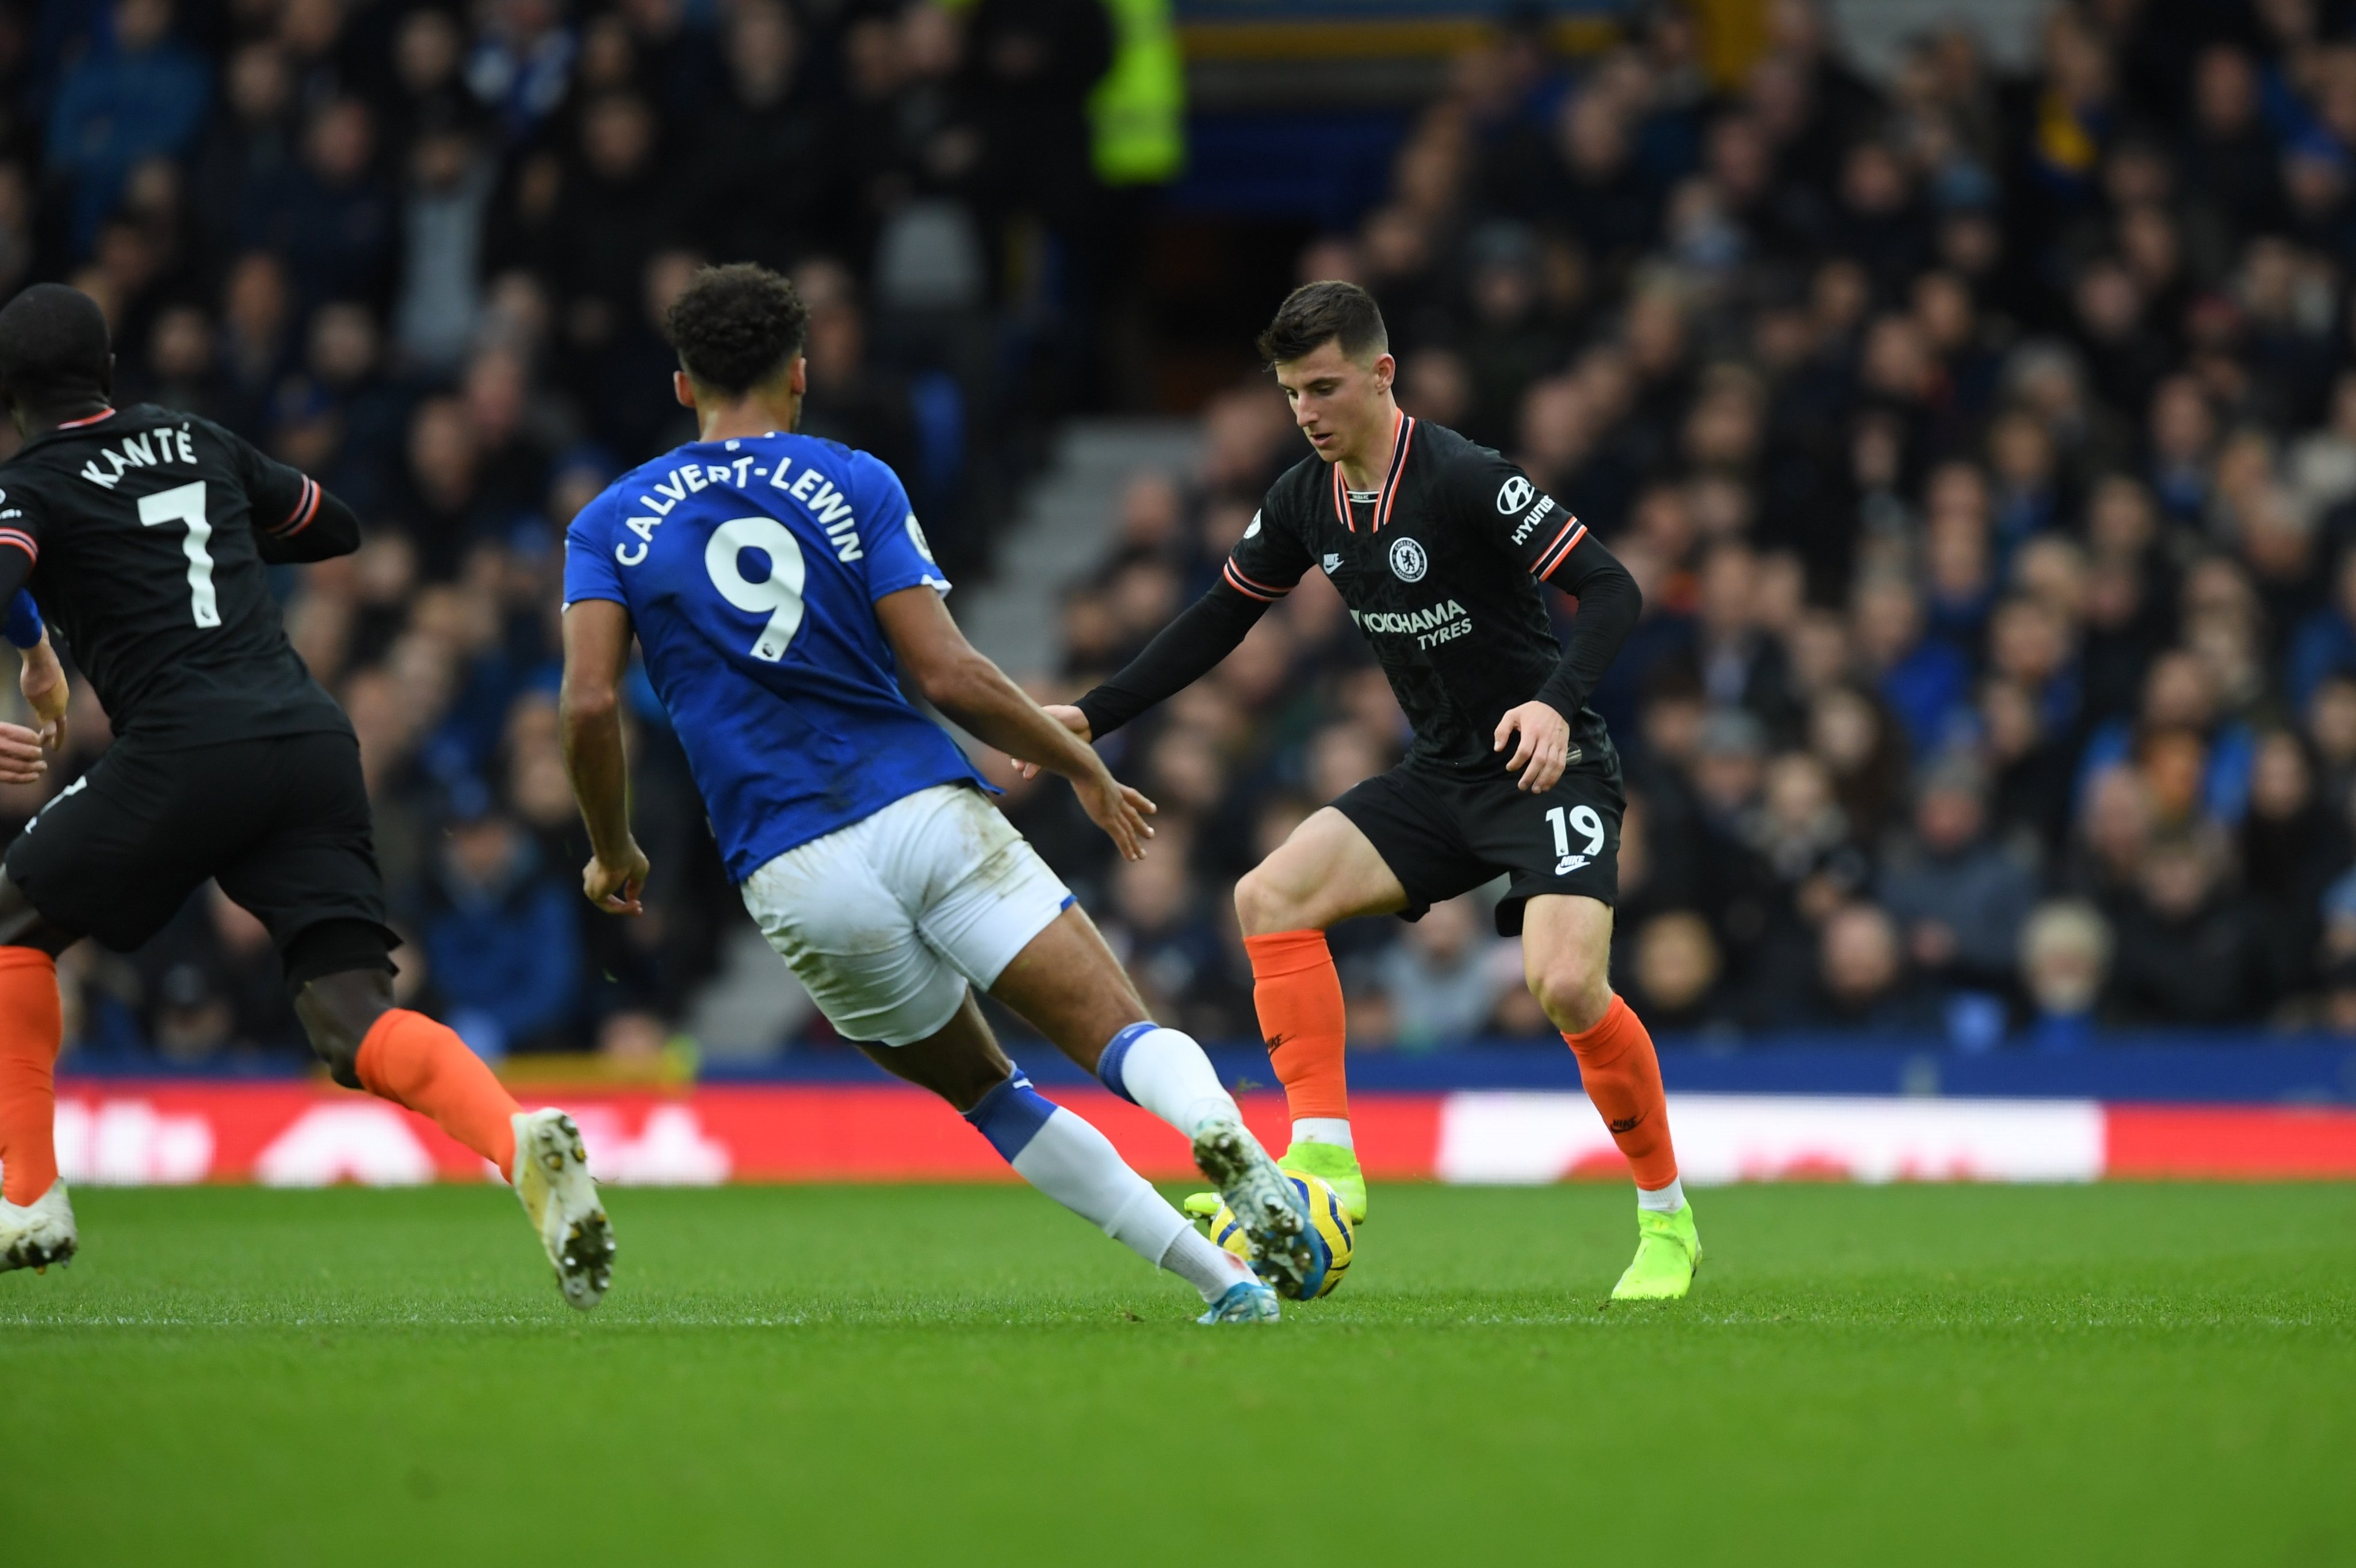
[4, 729, 396, 979]
[1332, 756, 1624, 936]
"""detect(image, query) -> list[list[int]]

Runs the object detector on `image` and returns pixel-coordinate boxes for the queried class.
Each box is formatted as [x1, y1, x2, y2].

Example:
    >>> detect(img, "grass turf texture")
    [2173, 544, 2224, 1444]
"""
[3, 1184, 2350, 1567]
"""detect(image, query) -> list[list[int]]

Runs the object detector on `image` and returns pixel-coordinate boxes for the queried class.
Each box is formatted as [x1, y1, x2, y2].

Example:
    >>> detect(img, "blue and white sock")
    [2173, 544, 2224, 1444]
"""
[965, 1065, 1247, 1303]
[1095, 1022, 1241, 1138]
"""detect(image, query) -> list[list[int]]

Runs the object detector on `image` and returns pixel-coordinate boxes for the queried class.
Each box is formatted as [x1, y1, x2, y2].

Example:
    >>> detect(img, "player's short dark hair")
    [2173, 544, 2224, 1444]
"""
[1256, 281, 1389, 368]
[664, 263, 809, 396]
[0, 283, 112, 410]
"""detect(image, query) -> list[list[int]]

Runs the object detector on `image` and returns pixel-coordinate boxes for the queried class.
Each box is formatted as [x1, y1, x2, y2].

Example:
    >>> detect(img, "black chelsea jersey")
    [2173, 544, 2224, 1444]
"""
[0, 404, 349, 749]
[1230, 415, 1617, 778]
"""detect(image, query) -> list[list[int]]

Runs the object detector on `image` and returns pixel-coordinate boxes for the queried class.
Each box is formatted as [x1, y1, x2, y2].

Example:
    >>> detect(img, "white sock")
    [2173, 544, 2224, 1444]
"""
[965, 1069, 1200, 1272]
[1096, 1022, 1240, 1138]
[1638, 1176, 1686, 1214]
[1291, 1117, 1354, 1152]
[1158, 1225, 1255, 1303]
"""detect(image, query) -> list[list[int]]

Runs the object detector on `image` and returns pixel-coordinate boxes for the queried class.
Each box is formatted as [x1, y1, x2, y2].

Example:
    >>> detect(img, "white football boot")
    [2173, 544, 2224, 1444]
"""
[0, 1178, 77, 1274]
[1191, 1118, 1314, 1298]
[511, 1110, 614, 1310]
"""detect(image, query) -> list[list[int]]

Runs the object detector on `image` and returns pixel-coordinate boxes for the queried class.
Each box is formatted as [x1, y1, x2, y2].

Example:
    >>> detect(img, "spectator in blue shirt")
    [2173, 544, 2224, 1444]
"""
[2287, 545, 2356, 709]
[418, 785, 581, 1056]
[45, 0, 211, 256]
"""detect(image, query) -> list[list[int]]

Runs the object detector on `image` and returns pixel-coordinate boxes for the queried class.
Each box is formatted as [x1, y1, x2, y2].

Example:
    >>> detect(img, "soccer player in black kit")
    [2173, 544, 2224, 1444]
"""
[1023, 282, 1700, 1298]
[0, 284, 613, 1308]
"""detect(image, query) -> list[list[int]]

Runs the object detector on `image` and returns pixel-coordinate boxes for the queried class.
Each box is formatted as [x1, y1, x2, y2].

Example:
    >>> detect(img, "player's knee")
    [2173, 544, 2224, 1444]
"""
[1528, 960, 1609, 1035]
[1233, 866, 1302, 935]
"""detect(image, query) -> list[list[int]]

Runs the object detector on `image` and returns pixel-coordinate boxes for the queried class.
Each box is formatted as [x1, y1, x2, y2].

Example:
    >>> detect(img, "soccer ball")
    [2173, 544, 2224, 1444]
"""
[1209, 1172, 1354, 1299]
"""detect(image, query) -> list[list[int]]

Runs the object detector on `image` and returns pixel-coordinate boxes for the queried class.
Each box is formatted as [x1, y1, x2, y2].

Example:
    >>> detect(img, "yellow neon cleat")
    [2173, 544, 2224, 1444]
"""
[1610, 1203, 1701, 1301]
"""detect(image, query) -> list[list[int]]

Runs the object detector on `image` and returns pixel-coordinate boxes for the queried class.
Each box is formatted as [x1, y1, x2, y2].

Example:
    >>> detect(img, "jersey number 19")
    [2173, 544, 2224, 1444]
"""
[138, 480, 221, 628]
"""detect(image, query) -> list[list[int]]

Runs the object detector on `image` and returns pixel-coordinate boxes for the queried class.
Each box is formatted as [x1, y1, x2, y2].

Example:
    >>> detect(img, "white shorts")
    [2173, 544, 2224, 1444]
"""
[740, 782, 1073, 1047]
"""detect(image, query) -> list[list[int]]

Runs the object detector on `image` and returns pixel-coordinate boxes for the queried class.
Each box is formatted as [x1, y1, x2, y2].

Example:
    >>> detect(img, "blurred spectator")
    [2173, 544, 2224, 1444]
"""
[1372, 896, 1511, 1052]
[1623, 910, 1728, 1033]
[394, 124, 497, 375]
[416, 787, 582, 1059]
[2017, 899, 2111, 1051]
[2105, 834, 2263, 1026]
[242, 97, 396, 310]
[133, 886, 302, 1065]
[47, 0, 211, 255]
[1878, 757, 2038, 993]
[1809, 902, 1938, 1032]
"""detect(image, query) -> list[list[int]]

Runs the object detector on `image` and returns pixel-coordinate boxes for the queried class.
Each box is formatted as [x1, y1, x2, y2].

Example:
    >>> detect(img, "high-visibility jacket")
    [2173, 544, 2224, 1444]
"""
[1088, 0, 1185, 186]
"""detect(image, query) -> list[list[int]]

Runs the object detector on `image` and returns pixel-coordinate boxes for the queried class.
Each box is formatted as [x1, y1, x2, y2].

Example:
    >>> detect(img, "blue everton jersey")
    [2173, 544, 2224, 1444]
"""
[563, 431, 984, 882]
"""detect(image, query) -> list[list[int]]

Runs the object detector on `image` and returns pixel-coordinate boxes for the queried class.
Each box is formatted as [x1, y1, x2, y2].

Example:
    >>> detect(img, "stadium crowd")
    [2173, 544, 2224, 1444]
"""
[0, 0, 1120, 1062]
[16, 0, 2356, 1061]
[1011, 0, 2356, 1050]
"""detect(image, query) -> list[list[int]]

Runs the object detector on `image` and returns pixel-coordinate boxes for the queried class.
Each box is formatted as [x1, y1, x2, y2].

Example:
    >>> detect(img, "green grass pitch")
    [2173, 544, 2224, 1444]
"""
[3, 1183, 2351, 1567]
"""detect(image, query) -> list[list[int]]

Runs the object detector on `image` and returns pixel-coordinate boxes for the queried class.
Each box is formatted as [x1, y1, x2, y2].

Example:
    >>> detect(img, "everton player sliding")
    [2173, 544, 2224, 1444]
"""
[1023, 282, 1701, 1300]
[0, 284, 614, 1307]
[560, 263, 1310, 1322]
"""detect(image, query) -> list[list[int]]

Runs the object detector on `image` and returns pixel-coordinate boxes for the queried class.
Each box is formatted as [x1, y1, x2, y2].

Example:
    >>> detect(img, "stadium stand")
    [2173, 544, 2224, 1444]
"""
[14, 0, 2356, 1064]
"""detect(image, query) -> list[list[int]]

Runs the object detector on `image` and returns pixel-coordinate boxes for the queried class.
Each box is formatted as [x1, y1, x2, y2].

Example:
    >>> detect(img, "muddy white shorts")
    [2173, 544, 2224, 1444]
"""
[739, 782, 1073, 1046]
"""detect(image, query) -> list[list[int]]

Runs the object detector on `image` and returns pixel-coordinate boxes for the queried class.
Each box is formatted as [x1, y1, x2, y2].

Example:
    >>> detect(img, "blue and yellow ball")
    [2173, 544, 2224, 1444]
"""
[1210, 1172, 1354, 1299]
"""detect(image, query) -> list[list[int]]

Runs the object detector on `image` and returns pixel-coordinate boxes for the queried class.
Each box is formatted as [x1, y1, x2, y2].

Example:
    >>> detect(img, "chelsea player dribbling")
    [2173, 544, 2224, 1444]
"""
[559, 264, 1313, 1321]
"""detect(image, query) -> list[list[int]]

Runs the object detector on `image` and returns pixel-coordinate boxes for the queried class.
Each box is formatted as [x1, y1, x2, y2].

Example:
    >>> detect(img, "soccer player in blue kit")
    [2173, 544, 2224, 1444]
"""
[559, 264, 1312, 1321]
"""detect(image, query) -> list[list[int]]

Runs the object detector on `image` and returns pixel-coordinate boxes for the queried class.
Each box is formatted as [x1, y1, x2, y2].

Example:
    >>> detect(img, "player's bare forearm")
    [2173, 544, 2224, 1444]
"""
[559, 599, 650, 911]
[875, 587, 1096, 783]
[560, 685, 632, 854]
[934, 654, 1104, 782]
[875, 586, 1158, 859]
[17, 630, 66, 752]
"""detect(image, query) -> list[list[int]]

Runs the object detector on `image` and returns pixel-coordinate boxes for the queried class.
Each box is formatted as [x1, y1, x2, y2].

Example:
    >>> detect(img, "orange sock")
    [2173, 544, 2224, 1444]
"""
[1244, 929, 1349, 1123]
[1561, 994, 1679, 1191]
[0, 948, 62, 1206]
[355, 1009, 521, 1177]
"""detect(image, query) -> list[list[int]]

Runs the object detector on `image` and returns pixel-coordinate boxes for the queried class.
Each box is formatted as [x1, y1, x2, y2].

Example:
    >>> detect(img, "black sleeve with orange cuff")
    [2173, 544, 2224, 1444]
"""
[1074, 580, 1269, 740]
[254, 479, 361, 564]
[1533, 529, 1641, 721]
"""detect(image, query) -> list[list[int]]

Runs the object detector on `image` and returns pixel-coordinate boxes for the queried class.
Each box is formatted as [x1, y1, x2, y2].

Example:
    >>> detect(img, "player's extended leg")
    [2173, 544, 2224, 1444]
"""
[856, 989, 1278, 1324]
[1225, 806, 1409, 1223]
[986, 905, 1317, 1293]
[1520, 894, 1700, 1301]
[290, 927, 614, 1310]
[0, 876, 79, 1274]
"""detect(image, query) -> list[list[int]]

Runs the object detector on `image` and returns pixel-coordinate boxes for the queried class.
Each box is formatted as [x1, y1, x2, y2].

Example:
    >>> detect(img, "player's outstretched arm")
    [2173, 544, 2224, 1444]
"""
[558, 598, 651, 913]
[874, 584, 1160, 862]
[1070, 584, 1269, 747]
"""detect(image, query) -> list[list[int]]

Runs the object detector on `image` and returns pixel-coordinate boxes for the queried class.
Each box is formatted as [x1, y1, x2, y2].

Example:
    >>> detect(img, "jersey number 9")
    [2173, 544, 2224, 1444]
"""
[705, 516, 806, 662]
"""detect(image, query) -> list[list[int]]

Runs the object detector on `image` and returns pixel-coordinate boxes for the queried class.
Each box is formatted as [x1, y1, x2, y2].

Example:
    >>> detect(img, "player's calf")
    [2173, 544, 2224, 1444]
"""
[960, 1061, 1268, 1320]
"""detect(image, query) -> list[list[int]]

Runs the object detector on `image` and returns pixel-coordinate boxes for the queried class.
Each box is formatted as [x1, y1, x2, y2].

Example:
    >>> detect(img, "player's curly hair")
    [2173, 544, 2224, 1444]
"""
[665, 263, 809, 396]
[1257, 280, 1388, 368]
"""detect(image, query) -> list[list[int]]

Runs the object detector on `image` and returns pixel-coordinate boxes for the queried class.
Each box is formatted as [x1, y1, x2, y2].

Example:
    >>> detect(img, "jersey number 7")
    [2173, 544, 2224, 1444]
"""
[138, 480, 221, 628]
